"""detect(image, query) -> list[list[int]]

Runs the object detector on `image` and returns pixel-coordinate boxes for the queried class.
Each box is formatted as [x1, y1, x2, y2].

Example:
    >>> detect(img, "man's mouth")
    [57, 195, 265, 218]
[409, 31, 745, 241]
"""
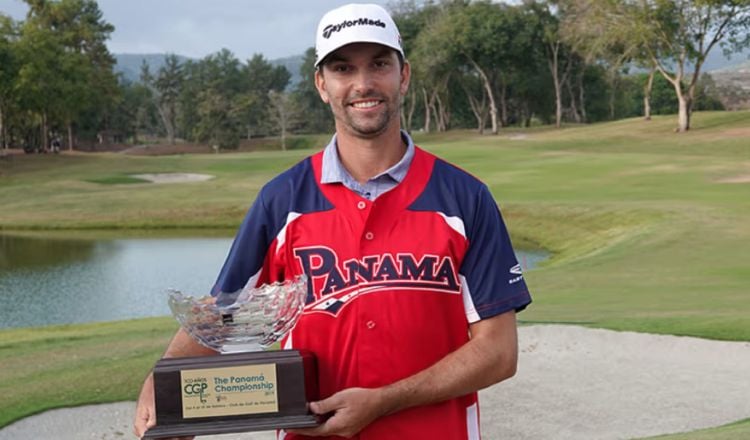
[350, 100, 381, 109]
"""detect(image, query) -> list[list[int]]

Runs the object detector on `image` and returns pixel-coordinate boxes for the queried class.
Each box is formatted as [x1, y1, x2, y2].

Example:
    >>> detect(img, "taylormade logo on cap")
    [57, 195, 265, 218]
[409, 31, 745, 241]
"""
[322, 18, 386, 39]
[315, 3, 404, 67]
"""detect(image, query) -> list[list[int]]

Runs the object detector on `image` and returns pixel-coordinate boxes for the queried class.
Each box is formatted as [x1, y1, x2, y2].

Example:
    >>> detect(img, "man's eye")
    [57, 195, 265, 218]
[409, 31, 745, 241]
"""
[332, 65, 351, 73]
[374, 60, 389, 68]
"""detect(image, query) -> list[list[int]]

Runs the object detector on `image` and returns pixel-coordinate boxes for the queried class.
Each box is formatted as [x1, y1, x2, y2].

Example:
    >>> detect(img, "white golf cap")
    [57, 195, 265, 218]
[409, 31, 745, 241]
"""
[314, 3, 404, 67]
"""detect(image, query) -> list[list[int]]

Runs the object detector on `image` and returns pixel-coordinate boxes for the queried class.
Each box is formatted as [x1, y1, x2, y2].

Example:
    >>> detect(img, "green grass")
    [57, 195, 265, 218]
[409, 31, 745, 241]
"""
[1, 111, 749, 435]
[85, 174, 151, 185]
[0, 318, 178, 427]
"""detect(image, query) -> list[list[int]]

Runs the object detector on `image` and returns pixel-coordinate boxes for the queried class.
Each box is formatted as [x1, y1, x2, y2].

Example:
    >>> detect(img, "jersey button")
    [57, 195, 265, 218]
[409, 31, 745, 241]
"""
[366, 320, 376, 329]
[357, 201, 366, 210]
[365, 232, 374, 240]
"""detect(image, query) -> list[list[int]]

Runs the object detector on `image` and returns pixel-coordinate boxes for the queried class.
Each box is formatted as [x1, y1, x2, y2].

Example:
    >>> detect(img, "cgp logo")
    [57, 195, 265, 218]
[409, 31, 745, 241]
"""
[184, 382, 208, 394]
[184, 379, 209, 403]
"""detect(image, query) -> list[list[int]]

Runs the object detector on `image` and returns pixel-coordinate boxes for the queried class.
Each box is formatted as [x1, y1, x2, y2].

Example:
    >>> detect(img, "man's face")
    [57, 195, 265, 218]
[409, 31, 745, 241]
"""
[315, 43, 410, 139]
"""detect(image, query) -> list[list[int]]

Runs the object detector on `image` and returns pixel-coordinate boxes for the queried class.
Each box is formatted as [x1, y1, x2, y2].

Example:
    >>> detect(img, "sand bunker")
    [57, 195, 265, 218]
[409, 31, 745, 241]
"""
[716, 174, 750, 183]
[508, 134, 530, 140]
[2, 325, 749, 440]
[132, 173, 214, 184]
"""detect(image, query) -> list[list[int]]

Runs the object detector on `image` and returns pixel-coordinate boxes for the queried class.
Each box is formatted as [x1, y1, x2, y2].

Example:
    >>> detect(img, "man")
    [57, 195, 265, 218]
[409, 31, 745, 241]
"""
[134, 4, 531, 439]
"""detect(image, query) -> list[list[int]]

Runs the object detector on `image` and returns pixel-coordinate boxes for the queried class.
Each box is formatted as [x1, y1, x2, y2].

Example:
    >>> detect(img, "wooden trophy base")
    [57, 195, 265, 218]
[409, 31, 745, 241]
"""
[143, 350, 318, 439]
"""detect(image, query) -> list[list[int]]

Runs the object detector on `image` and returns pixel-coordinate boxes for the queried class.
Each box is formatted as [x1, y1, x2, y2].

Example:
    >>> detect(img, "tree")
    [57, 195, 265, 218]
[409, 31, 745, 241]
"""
[268, 90, 297, 150]
[110, 79, 153, 144]
[644, 0, 749, 131]
[241, 54, 290, 138]
[416, 2, 526, 134]
[528, 1, 581, 128]
[20, 0, 117, 150]
[15, 20, 63, 151]
[392, 1, 447, 133]
[142, 54, 183, 145]
[0, 14, 19, 149]
[559, 0, 640, 121]
[572, 0, 750, 131]
[191, 49, 245, 149]
[292, 47, 332, 134]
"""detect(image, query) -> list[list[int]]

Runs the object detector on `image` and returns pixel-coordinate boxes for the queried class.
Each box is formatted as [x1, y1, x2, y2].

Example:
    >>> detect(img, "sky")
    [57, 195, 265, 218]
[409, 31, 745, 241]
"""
[0, 0, 393, 60]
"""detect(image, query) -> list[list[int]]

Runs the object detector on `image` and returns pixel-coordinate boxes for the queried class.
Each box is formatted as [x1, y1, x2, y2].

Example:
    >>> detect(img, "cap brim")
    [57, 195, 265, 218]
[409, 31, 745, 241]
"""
[315, 38, 404, 67]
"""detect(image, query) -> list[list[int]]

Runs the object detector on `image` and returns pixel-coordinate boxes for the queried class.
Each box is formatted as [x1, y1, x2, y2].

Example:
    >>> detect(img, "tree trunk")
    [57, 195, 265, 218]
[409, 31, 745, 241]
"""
[499, 85, 508, 127]
[548, 43, 563, 129]
[422, 87, 431, 133]
[470, 60, 498, 134]
[466, 93, 486, 134]
[519, 102, 528, 128]
[644, 68, 655, 121]
[554, 80, 562, 128]
[566, 79, 581, 123]
[429, 93, 439, 132]
[0, 105, 5, 149]
[67, 122, 73, 151]
[167, 106, 176, 145]
[435, 92, 447, 132]
[461, 80, 486, 134]
[42, 111, 49, 153]
[405, 88, 416, 133]
[156, 104, 175, 145]
[677, 93, 691, 132]
[577, 70, 587, 123]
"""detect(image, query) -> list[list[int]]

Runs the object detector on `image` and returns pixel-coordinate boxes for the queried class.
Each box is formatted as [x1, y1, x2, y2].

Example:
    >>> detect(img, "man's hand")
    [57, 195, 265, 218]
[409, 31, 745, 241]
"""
[133, 372, 195, 440]
[287, 387, 389, 438]
[133, 372, 156, 438]
[134, 328, 216, 439]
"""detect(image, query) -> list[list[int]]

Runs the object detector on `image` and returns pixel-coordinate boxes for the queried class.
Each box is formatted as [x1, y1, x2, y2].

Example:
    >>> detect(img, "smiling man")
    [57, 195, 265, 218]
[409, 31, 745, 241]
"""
[134, 4, 531, 440]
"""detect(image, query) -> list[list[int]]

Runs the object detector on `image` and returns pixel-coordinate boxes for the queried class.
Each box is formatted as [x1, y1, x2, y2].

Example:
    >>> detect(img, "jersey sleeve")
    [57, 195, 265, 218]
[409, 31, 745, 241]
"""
[210, 190, 285, 298]
[459, 184, 531, 322]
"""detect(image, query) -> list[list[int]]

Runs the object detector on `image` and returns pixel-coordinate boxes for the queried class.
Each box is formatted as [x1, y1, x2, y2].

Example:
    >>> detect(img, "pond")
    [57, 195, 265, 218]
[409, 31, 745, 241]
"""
[0, 233, 547, 329]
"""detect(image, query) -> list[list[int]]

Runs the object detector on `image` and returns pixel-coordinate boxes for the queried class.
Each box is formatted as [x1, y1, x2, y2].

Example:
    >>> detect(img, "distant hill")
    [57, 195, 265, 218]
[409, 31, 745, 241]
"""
[708, 60, 750, 110]
[702, 47, 750, 72]
[272, 54, 305, 88]
[114, 54, 193, 83]
[114, 53, 305, 88]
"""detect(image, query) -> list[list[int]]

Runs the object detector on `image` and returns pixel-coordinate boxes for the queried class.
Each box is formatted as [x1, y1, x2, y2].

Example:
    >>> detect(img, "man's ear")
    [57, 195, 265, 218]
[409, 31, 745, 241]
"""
[314, 69, 330, 104]
[400, 60, 411, 97]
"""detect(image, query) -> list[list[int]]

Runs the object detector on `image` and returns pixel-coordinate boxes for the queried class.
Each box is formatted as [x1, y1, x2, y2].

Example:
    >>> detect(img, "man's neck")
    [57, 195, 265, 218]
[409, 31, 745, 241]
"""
[335, 124, 406, 185]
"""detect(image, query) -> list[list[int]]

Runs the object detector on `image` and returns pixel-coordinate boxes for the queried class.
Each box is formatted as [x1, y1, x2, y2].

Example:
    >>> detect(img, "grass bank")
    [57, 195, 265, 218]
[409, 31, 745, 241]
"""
[1, 111, 749, 436]
[0, 318, 177, 427]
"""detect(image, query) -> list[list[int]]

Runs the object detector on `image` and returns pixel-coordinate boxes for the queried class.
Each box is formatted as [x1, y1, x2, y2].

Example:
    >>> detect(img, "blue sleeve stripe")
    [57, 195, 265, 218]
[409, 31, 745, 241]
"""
[211, 158, 333, 296]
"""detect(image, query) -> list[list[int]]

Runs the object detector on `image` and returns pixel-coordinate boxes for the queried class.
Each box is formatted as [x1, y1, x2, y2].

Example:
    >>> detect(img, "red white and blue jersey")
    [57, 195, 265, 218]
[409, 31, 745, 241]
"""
[212, 145, 531, 440]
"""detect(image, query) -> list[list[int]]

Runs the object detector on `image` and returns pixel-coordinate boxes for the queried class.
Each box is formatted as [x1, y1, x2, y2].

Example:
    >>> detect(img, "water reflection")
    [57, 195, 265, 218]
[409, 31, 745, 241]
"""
[0, 234, 103, 270]
[0, 234, 233, 329]
[0, 233, 546, 329]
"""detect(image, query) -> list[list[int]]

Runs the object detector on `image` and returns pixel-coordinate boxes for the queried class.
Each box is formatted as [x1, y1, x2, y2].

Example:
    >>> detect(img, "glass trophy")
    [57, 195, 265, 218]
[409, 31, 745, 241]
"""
[143, 275, 319, 439]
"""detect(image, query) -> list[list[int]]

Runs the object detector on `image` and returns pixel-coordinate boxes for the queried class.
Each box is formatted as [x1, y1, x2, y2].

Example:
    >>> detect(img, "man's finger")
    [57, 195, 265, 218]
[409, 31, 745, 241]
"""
[309, 395, 339, 415]
[133, 408, 156, 438]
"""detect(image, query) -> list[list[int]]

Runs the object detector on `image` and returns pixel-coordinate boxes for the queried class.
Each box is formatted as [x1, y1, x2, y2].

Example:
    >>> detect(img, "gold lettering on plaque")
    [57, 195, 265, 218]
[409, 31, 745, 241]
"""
[180, 364, 278, 418]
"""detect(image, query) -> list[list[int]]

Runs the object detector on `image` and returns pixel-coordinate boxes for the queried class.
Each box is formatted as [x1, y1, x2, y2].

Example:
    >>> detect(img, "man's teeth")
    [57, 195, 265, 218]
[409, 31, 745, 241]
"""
[352, 101, 379, 109]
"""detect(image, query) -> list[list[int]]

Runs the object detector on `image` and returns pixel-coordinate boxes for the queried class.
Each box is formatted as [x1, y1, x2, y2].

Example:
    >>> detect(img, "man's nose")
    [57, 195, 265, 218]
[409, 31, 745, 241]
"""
[352, 70, 375, 94]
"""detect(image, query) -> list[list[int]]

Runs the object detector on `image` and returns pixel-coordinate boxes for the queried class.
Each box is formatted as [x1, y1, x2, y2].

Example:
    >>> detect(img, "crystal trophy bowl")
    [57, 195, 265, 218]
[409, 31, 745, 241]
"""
[168, 274, 307, 353]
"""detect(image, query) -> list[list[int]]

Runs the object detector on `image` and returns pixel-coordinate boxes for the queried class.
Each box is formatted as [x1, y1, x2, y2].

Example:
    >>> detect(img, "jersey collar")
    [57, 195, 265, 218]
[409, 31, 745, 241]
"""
[320, 130, 415, 186]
